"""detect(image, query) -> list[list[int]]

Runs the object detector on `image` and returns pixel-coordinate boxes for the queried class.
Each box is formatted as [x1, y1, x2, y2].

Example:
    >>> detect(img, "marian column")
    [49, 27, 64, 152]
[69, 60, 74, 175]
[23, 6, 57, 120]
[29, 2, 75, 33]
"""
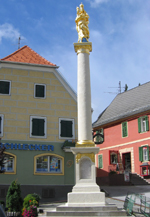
[43, 5, 127, 216]
[67, 3, 105, 206]
[44, 4, 126, 216]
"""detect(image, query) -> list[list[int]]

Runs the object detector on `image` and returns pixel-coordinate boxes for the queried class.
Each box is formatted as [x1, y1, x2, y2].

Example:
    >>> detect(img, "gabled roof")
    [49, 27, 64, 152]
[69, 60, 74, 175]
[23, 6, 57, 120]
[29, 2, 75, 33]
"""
[0, 45, 57, 67]
[93, 81, 150, 128]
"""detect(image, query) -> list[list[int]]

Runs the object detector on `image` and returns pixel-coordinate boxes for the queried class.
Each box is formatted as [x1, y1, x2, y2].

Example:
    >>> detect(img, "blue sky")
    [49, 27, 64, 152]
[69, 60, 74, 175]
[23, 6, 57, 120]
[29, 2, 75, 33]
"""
[0, 0, 150, 122]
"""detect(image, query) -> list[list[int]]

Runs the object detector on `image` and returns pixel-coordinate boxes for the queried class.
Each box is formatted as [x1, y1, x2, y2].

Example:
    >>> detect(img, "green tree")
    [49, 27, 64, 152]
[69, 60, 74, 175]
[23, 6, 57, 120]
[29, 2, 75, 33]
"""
[6, 180, 23, 212]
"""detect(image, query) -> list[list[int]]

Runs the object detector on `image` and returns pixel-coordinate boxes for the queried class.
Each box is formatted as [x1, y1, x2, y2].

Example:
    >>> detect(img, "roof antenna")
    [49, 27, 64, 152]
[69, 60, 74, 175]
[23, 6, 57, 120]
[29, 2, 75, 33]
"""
[18, 36, 21, 49]
[119, 81, 121, 93]
[105, 81, 126, 95]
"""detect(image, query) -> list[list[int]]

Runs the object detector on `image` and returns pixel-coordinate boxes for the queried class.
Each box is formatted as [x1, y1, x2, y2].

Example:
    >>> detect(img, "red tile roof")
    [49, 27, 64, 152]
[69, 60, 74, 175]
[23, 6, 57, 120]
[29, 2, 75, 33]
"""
[0, 45, 57, 67]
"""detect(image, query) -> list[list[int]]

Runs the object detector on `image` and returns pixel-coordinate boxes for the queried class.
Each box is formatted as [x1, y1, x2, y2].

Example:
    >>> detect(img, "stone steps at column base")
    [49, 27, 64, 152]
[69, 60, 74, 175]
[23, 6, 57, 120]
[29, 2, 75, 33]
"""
[57, 204, 119, 211]
[45, 210, 127, 216]
[44, 205, 128, 216]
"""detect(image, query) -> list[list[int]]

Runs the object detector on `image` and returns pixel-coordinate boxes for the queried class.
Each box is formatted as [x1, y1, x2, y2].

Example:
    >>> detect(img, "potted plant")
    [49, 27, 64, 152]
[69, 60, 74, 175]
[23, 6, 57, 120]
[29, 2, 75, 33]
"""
[22, 193, 40, 217]
[22, 200, 38, 217]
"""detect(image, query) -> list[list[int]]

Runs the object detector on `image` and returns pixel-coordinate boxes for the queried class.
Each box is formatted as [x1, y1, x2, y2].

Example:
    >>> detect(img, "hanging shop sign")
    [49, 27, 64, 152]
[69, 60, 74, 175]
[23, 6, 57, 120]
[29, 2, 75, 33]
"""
[0, 143, 54, 151]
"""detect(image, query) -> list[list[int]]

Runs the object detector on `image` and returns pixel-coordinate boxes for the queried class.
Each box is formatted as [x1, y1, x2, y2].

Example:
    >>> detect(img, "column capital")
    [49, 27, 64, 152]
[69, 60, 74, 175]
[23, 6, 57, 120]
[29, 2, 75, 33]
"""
[74, 42, 92, 55]
[76, 140, 95, 147]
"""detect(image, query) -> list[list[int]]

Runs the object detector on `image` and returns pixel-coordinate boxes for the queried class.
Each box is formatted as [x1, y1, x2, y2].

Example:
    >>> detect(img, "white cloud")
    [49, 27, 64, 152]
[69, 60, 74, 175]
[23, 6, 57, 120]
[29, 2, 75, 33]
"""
[88, 0, 109, 7]
[0, 23, 21, 43]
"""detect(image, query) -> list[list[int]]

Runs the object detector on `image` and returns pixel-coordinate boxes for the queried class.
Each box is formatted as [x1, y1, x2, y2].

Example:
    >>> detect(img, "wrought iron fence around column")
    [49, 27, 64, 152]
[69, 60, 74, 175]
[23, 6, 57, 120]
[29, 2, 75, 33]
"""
[124, 192, 150, 216]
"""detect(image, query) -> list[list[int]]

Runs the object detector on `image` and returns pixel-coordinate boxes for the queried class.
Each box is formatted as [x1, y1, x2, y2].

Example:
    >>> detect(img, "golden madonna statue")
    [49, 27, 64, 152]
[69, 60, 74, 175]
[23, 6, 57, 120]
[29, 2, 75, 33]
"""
[75, 3, 89, 42]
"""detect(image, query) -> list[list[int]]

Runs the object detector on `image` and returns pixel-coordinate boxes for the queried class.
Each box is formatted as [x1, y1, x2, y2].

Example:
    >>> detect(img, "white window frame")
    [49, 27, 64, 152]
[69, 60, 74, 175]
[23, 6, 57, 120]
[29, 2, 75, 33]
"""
[0, 114, 4, 137]
[110, 152, 118, 164]
[143, 147, 148, 161]
[141, 117, 146, 132]
[0, 80, 11, 95]
[59, 118, 75, 140]
[3, 154, 14, 172]
[34, 83, 46, 99]
[30, 116, 47, 138]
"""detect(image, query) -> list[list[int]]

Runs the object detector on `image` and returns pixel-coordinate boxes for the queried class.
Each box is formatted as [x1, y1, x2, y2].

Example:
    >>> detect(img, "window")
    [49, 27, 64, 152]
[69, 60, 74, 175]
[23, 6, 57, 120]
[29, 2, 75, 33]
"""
[0, 80, 11, 95]
[110, 151, 118, 164]
[98, 154, 103, 169]
[139, 146, 149, 162]
[59, 118, 75, 139]
[34, 154, 64, 175]
[0, 115, 4, 137]
[141, 166, 149, 176]
[34, 84, 46, 98]
[122, 122, 128, 137]
[138, 116, 149, 133]
[0, 152, 16, 174]
[30, 116, 47, 138]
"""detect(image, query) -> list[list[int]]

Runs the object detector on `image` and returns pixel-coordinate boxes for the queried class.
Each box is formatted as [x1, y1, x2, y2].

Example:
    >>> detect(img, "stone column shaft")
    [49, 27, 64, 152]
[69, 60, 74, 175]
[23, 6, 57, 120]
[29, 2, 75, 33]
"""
[77, 52, 92, 141]
[74, 42, 94, 146]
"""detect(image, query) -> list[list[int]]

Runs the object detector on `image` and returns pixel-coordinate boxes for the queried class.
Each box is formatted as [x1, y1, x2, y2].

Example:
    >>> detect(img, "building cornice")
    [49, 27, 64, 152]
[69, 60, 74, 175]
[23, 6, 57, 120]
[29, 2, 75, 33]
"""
[0, 60, 59, 71]
[99, 136, 150, 151]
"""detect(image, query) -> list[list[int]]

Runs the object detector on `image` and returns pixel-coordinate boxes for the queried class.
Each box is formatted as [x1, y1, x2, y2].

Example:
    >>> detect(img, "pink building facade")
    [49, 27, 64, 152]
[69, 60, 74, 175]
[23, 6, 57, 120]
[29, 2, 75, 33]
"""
[93, 82, 150, 180]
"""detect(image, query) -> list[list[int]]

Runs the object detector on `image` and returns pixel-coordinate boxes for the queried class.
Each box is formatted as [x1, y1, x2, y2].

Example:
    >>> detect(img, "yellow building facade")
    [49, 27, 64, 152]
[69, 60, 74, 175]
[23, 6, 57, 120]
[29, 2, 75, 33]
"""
[0, 45, 77, 202]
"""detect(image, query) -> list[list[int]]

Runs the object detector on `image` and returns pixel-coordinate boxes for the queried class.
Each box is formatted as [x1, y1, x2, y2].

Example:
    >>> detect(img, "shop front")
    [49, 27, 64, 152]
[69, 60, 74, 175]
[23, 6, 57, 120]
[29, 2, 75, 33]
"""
[0, 140, 75, 202]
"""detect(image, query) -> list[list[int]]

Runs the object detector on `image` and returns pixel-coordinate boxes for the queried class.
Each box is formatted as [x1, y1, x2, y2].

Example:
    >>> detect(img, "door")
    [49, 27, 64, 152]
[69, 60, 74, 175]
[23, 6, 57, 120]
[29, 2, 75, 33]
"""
[122, 152, 131, 172]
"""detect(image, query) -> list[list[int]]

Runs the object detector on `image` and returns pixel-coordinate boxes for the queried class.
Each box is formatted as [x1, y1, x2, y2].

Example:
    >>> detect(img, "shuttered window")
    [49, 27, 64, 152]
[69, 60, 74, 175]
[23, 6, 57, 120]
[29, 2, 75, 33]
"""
[122, 122, 128, 137]
[139, 146, 149, 162]
[0, 115, 4, 136]
[32, 119, 44, 136]
[0, 81, 11, 95]
[60, 120, 72, 137]
[138, 116, 149, 133]
[34, 84, 46, 98]
[30, 116, 47, 138]
[0, 116, 1, 134]
[59, 118, 75, 139]
[98, 155, 103, 169]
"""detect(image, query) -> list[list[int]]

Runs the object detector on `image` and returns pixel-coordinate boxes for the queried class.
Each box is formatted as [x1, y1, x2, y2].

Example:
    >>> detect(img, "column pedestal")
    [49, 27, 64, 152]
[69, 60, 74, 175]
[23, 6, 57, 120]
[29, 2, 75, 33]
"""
[67, 147, 105, 207]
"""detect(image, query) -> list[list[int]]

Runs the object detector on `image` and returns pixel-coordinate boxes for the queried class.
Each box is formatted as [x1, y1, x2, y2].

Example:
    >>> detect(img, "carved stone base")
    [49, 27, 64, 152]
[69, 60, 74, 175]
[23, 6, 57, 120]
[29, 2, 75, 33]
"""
[68, 191, 105, 206]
